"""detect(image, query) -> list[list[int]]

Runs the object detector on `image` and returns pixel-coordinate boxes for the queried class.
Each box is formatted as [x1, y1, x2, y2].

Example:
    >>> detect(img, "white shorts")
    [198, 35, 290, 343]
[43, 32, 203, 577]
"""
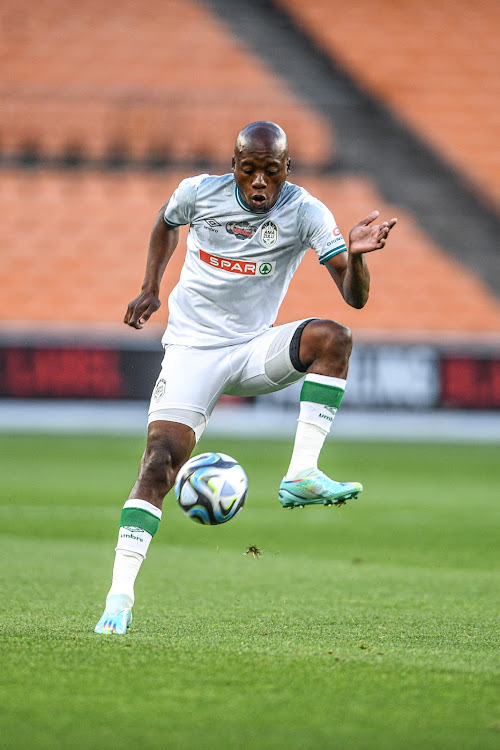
[148, 319, 314, 441]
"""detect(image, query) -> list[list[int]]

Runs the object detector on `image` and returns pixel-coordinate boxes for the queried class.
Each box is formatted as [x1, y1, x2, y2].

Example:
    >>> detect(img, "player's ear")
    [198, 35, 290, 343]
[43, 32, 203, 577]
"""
[286, 158, 291, 174]
[231, 156, 236, 171]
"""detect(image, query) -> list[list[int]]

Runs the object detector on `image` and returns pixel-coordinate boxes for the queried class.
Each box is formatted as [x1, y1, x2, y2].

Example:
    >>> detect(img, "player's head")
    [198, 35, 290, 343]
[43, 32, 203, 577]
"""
[232, 121, 291, 213]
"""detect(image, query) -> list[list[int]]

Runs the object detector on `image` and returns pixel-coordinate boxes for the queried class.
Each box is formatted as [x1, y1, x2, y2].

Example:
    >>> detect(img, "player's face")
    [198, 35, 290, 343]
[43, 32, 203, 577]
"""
[232, 145, 290, 214]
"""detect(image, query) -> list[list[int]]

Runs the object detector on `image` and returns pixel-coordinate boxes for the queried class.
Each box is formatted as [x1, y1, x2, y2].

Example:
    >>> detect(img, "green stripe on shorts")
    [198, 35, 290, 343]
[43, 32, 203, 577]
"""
[120, 507, 161, 537]
[300, 381, 345, 408]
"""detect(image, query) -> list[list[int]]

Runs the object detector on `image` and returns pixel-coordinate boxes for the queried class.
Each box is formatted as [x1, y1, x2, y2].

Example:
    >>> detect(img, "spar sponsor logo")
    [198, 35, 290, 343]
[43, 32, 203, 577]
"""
[199, 249, 276, 276]
[225, 220, 257, 240]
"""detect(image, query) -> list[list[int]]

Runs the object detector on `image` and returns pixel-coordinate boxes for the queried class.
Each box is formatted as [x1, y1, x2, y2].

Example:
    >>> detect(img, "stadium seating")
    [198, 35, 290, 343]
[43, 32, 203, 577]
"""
[278, 175, 500, 337]
[1, 169, 499, 336]
[0, 0, 332, 166]
[276, 0, 500, 209]
[1, 0, 499, 341]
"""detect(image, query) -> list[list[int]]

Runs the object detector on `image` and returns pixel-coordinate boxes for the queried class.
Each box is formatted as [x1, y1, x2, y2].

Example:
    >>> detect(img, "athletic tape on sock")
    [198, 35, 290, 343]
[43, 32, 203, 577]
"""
[287, 376, 346, 478]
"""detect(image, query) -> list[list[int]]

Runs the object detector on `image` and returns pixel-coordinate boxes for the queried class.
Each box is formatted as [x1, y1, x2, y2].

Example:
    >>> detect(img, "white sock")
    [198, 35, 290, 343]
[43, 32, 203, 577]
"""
[286, 374, 346, 479]
[106, 551, 143, 612]
[105, 499, 162, 613]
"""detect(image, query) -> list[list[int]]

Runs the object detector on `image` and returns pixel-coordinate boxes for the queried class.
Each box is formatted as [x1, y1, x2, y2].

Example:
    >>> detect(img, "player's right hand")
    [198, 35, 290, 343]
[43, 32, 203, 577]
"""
[124, 291, 161, 329]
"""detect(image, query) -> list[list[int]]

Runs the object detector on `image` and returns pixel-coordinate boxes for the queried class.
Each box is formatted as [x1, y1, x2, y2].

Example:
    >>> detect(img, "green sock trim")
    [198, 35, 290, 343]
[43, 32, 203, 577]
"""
[300, 380, 345, 408]
[120, 507, 160, 537]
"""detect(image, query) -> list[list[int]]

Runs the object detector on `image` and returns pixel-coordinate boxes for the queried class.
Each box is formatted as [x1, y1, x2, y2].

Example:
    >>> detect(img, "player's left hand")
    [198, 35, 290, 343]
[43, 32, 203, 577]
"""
[348, 211, 397, 255]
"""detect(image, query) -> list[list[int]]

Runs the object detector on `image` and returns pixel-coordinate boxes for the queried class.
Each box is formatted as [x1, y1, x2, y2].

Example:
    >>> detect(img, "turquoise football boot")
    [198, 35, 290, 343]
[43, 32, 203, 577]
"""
[94, 595, 133, 635]
[279, 468, 363, 508]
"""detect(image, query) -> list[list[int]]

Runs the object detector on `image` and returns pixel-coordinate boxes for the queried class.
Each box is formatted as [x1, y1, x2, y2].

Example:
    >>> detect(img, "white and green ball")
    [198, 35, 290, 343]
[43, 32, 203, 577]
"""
[174, 452, 248, 525]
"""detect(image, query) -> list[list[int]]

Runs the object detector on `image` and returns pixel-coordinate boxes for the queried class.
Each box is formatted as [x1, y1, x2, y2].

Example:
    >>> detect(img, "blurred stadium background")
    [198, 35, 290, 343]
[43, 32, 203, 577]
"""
[1, 0, 499, 440]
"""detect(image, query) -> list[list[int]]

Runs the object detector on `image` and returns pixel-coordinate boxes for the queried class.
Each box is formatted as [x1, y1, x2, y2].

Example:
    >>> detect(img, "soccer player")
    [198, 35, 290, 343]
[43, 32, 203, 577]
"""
[95, 121, 397, 634]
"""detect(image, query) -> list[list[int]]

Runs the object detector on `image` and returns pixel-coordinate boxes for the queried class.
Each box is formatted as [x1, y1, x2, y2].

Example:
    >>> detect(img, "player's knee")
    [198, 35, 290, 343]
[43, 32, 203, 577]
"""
[326, 320, 352, 357]
[299, 319, 352, 371]
[306, 319, 352, 361]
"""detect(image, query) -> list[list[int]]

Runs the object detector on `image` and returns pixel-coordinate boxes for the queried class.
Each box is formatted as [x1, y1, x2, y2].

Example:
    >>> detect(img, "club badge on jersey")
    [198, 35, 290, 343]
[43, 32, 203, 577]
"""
[259, 220, 278, 248]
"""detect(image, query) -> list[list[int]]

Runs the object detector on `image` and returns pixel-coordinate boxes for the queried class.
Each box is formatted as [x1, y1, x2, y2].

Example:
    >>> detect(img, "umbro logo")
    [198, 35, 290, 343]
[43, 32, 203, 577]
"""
[319, 413, 334, 422]
[323, 406, 337, 415]
[204, 218, 221, 227]
[119, 530, 144, 542]
[319, 406, 337, 421]
[122, 526, 145, 533]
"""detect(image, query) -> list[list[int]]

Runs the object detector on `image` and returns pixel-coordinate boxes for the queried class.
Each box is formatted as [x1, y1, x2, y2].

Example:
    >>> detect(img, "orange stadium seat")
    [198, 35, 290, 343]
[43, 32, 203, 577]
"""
[1, 170, 499, 338]
[276, 0, 500, 210]
[0, 0, 332, 165]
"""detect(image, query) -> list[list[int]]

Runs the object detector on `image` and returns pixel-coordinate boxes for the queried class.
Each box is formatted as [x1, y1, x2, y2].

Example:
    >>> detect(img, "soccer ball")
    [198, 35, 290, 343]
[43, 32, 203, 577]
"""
[174, 452, 248, 525]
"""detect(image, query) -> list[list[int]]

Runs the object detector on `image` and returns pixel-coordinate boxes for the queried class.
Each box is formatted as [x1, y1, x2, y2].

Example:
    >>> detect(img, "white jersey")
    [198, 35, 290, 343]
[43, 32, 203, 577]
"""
[163, 173, 347, 347]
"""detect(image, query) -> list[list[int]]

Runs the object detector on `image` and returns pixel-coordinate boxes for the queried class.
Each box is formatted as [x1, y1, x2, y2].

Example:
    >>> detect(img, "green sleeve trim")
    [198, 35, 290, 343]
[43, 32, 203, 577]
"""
[300, 380, 345, 408]
[319, 245, 347, 264]
[164, 216, 183, 227]
[120, 507, 161, 536]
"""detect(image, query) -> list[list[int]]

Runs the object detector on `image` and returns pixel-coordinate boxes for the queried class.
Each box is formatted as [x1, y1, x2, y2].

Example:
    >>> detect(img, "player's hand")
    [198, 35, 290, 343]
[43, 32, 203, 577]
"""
[348, 211, 397, 255]
[124, 290, 161, 329]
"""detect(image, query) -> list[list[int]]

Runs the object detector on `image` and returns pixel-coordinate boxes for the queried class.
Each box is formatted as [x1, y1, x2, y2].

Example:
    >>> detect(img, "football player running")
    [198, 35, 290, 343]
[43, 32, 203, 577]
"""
[95, 121, 397, 634]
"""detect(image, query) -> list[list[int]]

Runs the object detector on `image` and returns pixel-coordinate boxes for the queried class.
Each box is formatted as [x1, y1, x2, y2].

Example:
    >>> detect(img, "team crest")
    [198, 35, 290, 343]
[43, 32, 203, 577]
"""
[260, 220, 278, 248]
[152, 378, 166, 402]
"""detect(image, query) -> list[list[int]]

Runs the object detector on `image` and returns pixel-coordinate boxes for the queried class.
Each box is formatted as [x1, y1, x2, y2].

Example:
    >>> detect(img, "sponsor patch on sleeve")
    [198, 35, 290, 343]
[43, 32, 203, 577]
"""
[326, 226, 346, 248]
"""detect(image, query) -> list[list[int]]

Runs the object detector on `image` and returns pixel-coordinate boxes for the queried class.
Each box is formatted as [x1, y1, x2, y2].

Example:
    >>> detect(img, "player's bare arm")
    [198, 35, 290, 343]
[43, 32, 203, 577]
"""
[124, 204, 180, 329]
[325, 210, 397, 309]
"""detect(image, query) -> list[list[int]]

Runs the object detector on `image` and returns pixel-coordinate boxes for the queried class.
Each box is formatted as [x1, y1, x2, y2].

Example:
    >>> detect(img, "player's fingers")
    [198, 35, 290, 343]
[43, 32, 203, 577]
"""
[124, 304, 146, 328]
[125, 314, 143, 329]
[374, 218, 397, 238]
[123, 306, 134, 325]
[138, 302, 160, 325]
[358, 210, 380, 226]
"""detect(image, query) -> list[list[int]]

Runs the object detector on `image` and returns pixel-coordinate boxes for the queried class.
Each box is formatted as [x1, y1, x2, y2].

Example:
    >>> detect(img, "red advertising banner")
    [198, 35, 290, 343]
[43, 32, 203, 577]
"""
[441, 357, 500, 408]
[0, 340, 499, 409]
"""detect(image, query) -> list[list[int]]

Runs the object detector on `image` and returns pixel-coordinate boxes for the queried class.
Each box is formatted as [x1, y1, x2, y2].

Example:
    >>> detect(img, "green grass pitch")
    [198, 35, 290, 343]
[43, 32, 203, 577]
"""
[1, 433, 499, 749]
